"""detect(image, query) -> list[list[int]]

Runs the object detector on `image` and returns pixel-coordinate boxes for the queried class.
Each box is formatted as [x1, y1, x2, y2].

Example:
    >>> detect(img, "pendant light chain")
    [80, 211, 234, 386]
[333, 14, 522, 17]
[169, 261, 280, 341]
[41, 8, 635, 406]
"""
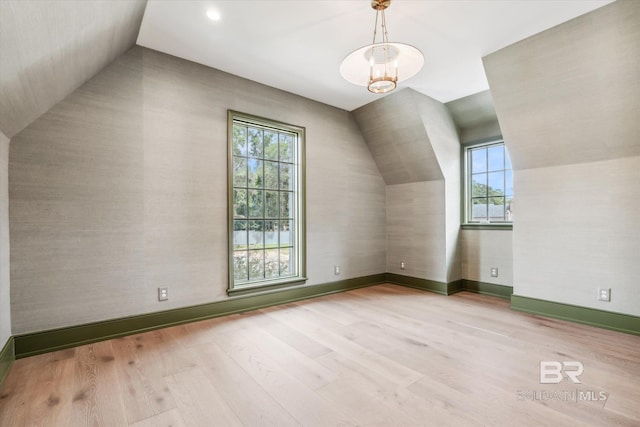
[371, 10, 379, 44]
[371, 9, 390, 45]
[381, 9, 389, 44]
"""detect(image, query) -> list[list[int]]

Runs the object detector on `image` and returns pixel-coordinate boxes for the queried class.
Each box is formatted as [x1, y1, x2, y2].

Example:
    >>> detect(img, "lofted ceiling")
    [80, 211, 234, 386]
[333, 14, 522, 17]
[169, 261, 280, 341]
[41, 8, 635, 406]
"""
[0, 0, 615, 139]
[136, 0, 614, 111]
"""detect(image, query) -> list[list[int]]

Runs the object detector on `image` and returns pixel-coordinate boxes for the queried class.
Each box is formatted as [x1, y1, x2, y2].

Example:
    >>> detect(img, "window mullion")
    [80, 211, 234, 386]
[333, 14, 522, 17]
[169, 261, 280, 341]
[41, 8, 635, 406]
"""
[464, 140, 512, 225]
[229, 112, 305, 291]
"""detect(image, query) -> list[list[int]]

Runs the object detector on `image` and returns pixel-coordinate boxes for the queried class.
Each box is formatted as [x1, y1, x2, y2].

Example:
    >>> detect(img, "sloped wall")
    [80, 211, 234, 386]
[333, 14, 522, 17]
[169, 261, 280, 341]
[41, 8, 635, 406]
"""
[415, 93, 462, 282]
[354, 89, 460, 282]
[352, 89, 443, 185]
[9, 46, 386, 334]
[484, 1, 640, 170]
[484, 0, 640, 315]
[445, 90, 501, 144]
[446, 90, 512, 286]
[0, 0, 147, 138]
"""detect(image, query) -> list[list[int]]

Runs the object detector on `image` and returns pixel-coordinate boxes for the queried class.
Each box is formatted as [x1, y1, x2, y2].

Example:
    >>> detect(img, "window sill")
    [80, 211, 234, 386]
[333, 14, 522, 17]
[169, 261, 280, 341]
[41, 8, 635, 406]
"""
[461, 223, 513, 231]
[227, 277, 308, 297]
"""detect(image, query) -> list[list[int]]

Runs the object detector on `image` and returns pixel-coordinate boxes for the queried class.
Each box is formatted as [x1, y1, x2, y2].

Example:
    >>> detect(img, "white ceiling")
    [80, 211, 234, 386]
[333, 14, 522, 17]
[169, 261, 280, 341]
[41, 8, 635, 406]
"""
[137, 0, 614, 111]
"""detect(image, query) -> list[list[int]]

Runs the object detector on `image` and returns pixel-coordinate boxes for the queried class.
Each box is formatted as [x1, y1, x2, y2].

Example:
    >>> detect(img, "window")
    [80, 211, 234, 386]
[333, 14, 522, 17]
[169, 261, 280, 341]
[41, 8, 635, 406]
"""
[228, 111, 306, 292]
[463, 140, 513, 225]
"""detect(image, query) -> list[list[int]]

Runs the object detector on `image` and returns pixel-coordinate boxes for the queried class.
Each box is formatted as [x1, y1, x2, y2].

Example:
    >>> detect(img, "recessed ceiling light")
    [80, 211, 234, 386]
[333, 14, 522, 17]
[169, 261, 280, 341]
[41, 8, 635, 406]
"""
[206, 9, 221, 21]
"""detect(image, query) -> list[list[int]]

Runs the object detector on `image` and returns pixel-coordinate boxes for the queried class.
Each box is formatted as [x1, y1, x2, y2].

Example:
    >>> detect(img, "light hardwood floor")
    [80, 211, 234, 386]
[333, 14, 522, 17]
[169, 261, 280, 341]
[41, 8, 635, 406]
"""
[1, 284, 639, 426]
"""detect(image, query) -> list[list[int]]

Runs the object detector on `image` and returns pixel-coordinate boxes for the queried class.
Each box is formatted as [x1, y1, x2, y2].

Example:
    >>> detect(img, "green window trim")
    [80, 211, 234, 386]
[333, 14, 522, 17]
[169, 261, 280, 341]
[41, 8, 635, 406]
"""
[227, 110, 306, 293]
[460, 223, 513, 231]
[462, 138, 513, 227]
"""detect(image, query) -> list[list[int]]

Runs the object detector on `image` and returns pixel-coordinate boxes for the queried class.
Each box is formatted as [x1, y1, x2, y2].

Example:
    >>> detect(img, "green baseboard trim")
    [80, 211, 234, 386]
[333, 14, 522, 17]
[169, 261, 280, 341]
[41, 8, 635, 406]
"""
[14, 273, 387, 359]
[385, 274, 513, 299]
[14, 273, 636, 363]
[385, 273, 461, 295]
[448, 280, 464, 294]
[511, 295, 640, 336]
[460, 279, 513, 299]
[0, 336, 15, 387]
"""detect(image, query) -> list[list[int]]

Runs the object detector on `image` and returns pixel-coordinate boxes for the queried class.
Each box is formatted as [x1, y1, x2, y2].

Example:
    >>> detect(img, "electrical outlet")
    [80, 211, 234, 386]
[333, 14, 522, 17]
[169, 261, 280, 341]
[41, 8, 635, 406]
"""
[400, 261, 406, 270]
[158, 287, 169, 301]
[334, 265, 340, 275]
[490, 267, 499, 278]
[597, 288, 611, 302]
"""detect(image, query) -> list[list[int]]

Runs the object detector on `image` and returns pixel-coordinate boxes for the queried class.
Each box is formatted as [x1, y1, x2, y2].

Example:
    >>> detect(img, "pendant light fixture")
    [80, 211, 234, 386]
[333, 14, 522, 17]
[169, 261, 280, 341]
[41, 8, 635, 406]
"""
[340, 0, 424, 94]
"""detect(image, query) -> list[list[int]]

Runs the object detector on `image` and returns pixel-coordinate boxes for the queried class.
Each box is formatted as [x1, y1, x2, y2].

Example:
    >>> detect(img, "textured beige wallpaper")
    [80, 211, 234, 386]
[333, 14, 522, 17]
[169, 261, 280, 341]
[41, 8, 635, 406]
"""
[0, 0, 147, 139]
[461, 230, 513, 286]
[355, 89, 461, 283]
[0, 131, 10, 345]
[9, 47, 386, 334]
[484, 0, 640, 316]
[386, 181, 447, 282]
[483, 0, 640, 170]
[352, 89, 443, 185]
[514, 158, 640, 315]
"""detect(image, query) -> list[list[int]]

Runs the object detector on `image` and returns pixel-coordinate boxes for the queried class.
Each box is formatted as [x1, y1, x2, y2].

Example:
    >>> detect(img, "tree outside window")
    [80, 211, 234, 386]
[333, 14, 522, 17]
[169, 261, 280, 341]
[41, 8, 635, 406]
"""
[465, 141, 513, 224]
[228, 111, 305, 291]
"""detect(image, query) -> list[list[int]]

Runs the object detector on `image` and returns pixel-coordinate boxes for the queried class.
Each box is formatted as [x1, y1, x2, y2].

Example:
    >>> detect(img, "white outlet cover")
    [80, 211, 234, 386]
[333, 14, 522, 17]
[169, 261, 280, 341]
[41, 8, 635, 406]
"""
[598, 288, 611, 302]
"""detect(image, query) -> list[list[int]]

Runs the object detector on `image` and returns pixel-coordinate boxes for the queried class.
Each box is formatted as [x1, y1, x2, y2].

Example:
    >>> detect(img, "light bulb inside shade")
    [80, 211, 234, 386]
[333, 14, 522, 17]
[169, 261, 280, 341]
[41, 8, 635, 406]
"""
[340, 42, 424, 89]
[366, 44, 399, 66]
[206, 9, 221, 21]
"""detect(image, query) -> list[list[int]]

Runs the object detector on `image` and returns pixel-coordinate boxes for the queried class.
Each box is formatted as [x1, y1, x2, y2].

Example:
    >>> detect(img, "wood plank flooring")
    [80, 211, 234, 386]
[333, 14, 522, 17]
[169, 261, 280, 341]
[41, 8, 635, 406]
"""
[1, 284, 639, 426]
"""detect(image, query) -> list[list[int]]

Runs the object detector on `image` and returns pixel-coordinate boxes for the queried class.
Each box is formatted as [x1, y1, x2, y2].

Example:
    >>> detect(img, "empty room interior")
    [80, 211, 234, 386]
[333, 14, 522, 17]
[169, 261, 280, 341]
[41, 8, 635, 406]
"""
[1, 0, 639, 426]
